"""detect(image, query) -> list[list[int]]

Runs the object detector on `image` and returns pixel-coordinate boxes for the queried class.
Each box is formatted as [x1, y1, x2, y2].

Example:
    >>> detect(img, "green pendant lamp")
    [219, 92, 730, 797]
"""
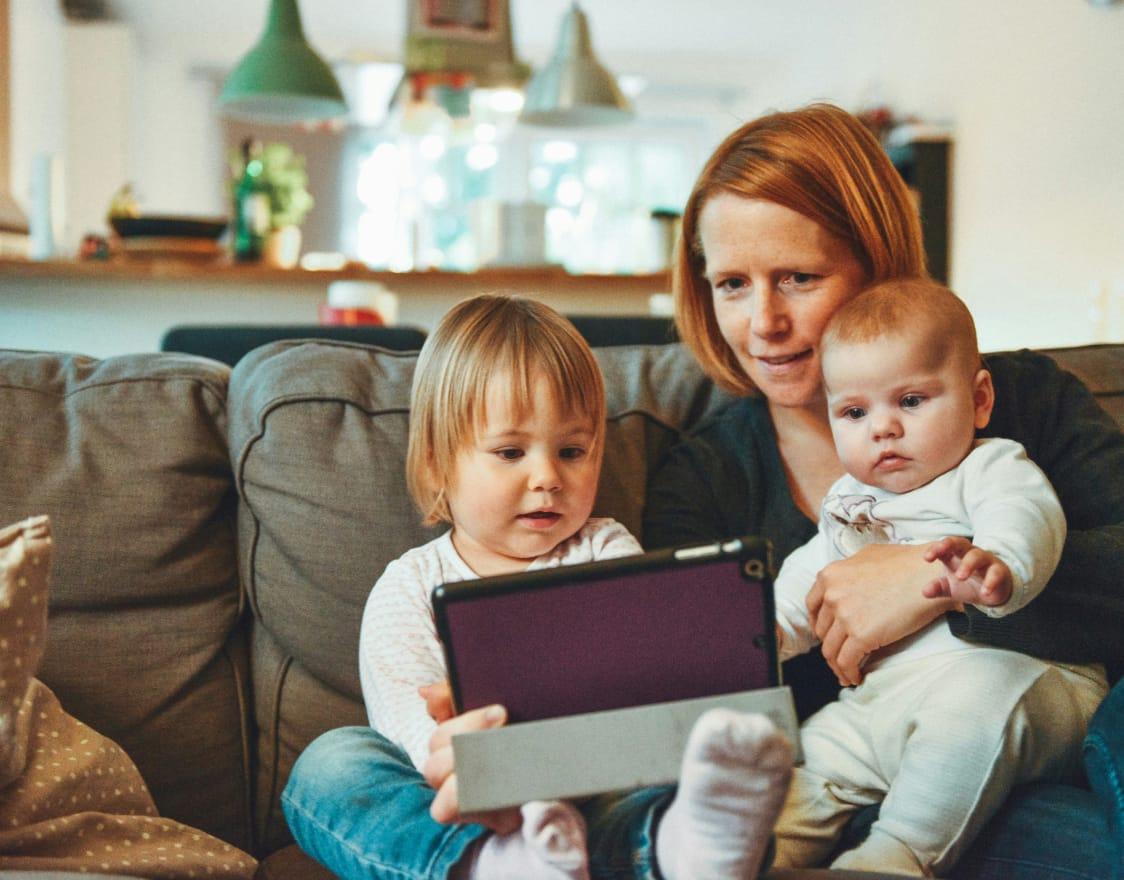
[519, 2, 632, 127]
[219, 0, 347, 123]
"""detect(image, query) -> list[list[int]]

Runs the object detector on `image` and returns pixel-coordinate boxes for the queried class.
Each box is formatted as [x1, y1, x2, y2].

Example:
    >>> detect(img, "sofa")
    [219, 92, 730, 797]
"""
[0, 337, 1120, 879]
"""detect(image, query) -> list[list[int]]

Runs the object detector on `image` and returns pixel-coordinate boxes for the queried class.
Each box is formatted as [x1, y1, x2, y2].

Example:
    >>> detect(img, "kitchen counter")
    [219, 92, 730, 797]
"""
[0, 259, 672, 358]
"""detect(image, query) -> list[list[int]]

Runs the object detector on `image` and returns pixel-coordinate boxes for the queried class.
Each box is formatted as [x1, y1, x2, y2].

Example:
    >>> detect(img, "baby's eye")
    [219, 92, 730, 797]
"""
[495, 448, 523, 461]
[843, 406, 866, 421]
[559, 446, 587, 461]
[900, 394, 925, 409]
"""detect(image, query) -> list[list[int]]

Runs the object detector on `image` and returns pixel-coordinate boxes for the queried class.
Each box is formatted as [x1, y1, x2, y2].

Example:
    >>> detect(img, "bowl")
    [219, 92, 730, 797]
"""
[109, 215, 228, 240]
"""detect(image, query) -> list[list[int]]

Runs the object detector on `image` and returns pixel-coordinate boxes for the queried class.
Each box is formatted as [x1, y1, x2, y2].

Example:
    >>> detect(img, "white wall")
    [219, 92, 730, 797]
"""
[10, 0, 1124, 349]
[9, 0, 66, 232]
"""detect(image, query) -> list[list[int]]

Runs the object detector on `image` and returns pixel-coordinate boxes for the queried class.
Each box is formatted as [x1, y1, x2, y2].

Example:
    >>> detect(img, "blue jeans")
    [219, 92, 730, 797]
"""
[281, 726, 673, 880]
[284, 681, 1124, 880]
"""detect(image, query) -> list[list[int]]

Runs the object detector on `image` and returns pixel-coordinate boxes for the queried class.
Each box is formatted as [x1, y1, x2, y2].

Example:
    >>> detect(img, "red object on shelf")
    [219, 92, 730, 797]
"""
[318, 304, 386, 326]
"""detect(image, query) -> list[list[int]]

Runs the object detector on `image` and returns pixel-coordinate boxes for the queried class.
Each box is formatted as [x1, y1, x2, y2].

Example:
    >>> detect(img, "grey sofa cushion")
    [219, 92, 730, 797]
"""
[0, 351, 252, 852]
[1041, 344, 1124, 427]
[227, 339, 730, 853]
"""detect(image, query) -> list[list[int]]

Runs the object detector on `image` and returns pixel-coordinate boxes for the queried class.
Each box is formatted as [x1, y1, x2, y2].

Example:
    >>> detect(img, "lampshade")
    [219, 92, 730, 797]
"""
[219, 0, 347, 123]
[519, 2, 632, 127]
[404, 0, 530, 89]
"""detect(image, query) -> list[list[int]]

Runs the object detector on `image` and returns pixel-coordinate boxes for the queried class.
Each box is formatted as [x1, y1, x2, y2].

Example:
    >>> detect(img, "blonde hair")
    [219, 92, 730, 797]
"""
[821, 278, 982, 379]
[674, 103, 928, 395]
[406, 294, 606, 526]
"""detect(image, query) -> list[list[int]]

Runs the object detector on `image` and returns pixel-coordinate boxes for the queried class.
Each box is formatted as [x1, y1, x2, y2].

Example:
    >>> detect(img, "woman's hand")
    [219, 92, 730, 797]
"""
[806, 543, 959, 686]
[422, 700, 522, 834]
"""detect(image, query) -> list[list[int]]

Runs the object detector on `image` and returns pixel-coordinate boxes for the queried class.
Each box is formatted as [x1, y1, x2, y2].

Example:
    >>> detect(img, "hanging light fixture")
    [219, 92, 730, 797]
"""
[219, 0, 347, 123]
[519, 2, 632, 127]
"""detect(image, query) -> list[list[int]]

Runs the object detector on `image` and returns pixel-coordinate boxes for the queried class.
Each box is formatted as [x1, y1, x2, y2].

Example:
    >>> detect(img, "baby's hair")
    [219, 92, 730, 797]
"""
[822, 278, 982, 380]
[406, 294, 606, 526]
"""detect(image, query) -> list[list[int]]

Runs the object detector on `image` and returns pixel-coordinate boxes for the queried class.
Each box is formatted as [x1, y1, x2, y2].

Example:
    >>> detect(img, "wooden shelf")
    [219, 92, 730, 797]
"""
[0, 257, 670, 293]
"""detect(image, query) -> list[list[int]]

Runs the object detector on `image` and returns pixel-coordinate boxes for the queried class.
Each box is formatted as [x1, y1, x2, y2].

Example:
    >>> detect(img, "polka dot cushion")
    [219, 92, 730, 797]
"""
[0, 517, 256, 877]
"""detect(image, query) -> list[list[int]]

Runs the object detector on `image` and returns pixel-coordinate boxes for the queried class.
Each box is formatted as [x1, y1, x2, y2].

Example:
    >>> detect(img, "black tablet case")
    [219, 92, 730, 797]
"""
[433, 537, 777, 724]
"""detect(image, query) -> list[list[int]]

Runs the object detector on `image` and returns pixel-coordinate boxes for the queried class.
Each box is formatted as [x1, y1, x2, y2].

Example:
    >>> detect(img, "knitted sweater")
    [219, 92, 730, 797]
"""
[644, 350, 1124, 717]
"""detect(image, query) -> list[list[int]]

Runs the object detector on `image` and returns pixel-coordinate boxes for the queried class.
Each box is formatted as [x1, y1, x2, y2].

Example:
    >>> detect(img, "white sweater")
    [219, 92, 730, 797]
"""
[775, 438, 1066, 671]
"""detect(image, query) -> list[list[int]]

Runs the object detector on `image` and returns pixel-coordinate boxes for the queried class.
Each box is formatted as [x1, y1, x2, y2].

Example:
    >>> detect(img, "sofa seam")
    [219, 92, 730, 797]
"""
[260, 651, 294, 854]
[223, 636, 257, 855]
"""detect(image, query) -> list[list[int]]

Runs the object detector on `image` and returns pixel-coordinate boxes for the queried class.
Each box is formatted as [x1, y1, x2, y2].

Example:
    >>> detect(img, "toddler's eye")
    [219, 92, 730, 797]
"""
[495, 448, 523, 461]
[843, 407, 866, 421]
[900, 394, 924, 409]
[560, 446, 587, 460]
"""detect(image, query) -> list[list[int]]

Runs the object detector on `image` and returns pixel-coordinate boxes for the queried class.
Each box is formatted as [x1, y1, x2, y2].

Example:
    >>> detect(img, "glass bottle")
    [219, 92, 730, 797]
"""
[232, 138, 270, 262]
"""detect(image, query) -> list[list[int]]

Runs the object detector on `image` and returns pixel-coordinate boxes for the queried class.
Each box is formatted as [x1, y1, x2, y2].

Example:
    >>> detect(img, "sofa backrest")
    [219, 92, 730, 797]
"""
[0, 350, 252, 852]
[1040, 344, 1124, 427]
[226, 339, 731, 853]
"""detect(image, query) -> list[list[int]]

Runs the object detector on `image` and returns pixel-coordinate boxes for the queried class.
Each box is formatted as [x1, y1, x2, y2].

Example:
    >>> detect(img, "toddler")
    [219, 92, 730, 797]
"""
[771, 278, 1109, 875]
[357, 294, 793, 880]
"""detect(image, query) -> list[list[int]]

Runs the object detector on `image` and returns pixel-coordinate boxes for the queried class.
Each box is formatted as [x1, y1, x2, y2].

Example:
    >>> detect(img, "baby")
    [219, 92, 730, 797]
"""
[771, 278, 1109, 875]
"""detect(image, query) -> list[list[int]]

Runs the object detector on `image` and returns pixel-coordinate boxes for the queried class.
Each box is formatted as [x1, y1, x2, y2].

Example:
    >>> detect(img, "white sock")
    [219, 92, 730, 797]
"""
[656, 708, 793, 880]
[463, 800, 589, 880]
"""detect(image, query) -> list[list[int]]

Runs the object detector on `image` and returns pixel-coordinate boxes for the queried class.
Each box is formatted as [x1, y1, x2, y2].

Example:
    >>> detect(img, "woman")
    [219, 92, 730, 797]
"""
[283, 104, 1124, 880]
[643, 102, 1124, 876]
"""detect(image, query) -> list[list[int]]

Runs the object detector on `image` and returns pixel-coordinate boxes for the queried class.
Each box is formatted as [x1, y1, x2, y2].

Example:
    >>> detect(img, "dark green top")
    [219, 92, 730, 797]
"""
[643, 350, 1124, 719]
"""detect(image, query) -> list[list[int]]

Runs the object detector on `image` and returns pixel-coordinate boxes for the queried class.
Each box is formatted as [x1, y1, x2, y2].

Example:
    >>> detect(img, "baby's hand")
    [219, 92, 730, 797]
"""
[423, 703, 522, 834]
[922, 537, 1012, 607]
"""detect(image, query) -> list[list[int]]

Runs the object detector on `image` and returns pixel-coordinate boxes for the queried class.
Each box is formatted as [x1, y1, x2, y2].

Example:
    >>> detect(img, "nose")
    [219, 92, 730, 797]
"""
[529, 455, 562, 493]
[749, 288, 789, 339]
[871, 412, 902, 442]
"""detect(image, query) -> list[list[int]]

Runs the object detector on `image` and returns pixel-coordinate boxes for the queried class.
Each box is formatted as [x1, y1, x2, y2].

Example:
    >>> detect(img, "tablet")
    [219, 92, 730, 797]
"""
[432, 536, 778, 724]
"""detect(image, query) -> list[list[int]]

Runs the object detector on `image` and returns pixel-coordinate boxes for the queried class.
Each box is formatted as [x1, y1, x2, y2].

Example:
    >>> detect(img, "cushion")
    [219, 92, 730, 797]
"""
[227, 339, 730, 852]
[0, 515, 256, 878]
[0, 351, 251, 851]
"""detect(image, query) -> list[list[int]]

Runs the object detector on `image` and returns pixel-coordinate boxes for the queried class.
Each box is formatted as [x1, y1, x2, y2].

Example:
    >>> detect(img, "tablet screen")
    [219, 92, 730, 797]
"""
[433, 538, 777, 723]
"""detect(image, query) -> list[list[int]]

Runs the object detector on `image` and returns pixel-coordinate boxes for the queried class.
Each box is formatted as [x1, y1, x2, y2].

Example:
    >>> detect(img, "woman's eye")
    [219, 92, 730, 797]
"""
[714, 277, 747, 296]
[495, 448, 523, 461]
[900, 394, 924, 409]
[560, 446, 587, 461]
[782, 272, 818, 288]
[843, 407, 866, 420]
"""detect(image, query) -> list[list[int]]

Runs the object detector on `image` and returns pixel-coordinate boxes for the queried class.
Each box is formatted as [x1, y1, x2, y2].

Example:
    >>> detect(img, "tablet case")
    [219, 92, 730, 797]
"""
[433, 536, 778, 724]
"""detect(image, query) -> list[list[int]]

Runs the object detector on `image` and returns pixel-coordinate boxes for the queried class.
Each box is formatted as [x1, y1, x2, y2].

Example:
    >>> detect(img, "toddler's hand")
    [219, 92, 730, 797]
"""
[423, 703, 522, 834]
[922, 537, 1012, 607]
[418, 681, 454, 723]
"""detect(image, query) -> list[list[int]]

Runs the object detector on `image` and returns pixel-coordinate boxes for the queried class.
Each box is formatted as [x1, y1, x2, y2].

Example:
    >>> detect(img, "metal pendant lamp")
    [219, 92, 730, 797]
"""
[519, 2, 632, 127]
[219, 0, 347, 123]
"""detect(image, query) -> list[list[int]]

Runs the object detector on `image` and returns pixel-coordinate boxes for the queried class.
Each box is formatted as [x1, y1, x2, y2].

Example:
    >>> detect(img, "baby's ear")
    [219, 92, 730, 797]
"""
[973, 369, 996, 429]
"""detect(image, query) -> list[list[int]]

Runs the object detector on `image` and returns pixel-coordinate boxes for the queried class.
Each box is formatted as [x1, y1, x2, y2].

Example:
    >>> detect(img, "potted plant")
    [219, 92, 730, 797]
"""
[229, 141, 314, 268]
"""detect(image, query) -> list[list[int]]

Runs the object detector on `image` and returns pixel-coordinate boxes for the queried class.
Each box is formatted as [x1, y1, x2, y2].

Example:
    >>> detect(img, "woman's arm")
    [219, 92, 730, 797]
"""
[806, 543, 958, 684]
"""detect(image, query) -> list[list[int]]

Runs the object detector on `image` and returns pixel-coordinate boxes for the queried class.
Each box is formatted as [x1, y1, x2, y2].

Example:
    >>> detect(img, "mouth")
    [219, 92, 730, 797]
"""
[874, 452, 909, 471]
[754, 350, 812, 370]
[518, 510, 563, 528]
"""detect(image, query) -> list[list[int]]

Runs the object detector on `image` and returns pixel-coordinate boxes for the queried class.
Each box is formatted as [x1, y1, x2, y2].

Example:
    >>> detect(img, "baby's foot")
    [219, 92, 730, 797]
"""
[656, 708, 793, 880]
[466, 800, 589, 880]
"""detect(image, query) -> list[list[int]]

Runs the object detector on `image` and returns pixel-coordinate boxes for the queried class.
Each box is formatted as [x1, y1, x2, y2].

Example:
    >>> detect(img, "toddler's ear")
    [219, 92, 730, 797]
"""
[972, 369, 995, 429]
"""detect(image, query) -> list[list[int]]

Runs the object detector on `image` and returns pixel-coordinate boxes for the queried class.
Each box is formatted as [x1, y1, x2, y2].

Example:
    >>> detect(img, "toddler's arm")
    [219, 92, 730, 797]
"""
[359, 555, 450, 770]
[923, 536, 1011, 606]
